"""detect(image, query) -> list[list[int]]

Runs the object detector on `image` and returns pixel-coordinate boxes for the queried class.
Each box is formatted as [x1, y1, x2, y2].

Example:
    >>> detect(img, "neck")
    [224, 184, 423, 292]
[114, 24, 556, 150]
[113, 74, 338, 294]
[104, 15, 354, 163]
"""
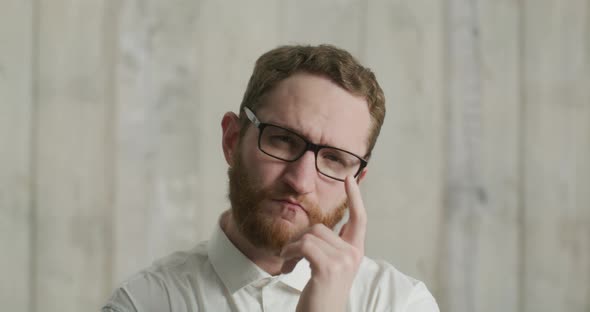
[220, 210, 285, 276]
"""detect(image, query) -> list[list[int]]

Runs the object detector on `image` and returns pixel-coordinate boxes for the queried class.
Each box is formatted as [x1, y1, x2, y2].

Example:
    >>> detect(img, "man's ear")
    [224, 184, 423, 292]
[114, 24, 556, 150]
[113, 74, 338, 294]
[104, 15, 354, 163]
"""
[221, 112, 241, 166]
[356, 168, 368, 184]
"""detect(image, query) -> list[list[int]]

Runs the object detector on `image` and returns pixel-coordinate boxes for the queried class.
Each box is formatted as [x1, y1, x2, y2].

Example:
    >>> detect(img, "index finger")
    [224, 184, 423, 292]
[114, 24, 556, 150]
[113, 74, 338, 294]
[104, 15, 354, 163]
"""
[340, 175, 367, 248]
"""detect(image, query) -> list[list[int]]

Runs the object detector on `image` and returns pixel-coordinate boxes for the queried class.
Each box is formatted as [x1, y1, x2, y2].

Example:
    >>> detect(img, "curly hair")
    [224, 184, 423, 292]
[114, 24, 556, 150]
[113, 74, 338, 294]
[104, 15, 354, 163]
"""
[239, 44, 386, 158]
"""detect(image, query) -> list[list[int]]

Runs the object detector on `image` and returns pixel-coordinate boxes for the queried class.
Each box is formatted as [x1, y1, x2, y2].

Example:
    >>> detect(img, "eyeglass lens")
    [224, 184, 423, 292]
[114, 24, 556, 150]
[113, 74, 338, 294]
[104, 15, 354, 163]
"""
[259, 124, 361, 180]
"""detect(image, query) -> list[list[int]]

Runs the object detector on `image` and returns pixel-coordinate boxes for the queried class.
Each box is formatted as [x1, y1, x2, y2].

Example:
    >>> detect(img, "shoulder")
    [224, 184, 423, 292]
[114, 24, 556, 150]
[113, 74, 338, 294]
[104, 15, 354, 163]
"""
[102, 241, 211, 312]
[147, 241, 211, 281]
[350, 257, 440, 312]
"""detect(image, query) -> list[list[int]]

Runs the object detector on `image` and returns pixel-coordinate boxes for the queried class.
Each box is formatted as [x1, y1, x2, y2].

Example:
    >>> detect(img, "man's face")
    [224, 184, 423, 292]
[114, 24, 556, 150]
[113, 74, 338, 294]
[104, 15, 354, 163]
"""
[227, 73, 372, 253]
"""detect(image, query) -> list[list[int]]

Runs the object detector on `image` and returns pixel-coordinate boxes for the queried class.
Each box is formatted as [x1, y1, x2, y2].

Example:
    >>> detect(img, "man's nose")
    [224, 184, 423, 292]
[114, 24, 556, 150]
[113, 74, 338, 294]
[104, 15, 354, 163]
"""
[282, 150, 317, 194]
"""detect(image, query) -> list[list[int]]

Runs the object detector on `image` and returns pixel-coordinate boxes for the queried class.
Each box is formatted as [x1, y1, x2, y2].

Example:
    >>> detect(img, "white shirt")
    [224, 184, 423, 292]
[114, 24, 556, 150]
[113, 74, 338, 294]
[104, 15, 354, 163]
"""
[102, 223, 439, 312]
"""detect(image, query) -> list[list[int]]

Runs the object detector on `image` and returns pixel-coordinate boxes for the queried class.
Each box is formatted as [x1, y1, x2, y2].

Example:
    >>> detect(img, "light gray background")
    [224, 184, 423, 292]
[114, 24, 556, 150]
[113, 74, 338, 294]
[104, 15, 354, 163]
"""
[1, 0, 589, 311]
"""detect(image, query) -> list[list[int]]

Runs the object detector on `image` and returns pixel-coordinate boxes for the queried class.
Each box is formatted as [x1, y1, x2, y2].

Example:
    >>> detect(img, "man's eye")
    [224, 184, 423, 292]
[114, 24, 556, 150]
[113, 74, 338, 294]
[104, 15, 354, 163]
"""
[323, 153, 344, 164]
[270, 135, 298, 145]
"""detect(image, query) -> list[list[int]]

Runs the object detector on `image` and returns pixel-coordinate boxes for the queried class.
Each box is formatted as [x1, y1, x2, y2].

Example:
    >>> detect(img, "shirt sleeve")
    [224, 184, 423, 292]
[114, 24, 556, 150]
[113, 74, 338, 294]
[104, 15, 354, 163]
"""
[102, 287, 138, 312]
[101, 272, 175, 312]
[403, 282, 440, 312]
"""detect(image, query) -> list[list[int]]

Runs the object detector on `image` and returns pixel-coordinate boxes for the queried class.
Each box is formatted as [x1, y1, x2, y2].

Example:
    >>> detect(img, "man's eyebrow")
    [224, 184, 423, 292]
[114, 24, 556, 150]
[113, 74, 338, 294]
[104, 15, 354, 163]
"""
[265, 119, 313, 142]
[264, 119, 358, 153]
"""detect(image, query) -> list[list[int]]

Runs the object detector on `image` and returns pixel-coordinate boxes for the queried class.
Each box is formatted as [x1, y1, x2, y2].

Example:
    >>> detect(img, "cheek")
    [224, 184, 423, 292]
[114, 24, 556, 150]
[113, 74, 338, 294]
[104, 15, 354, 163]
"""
[317, 182, 347, 209]
[242, 144, 285, 186]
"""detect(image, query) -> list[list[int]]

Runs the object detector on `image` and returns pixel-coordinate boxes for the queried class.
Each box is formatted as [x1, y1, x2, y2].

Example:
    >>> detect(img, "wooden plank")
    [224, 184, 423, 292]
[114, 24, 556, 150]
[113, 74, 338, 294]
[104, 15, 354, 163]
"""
[113, 0, 281, 283]
[34, 1, 114, 311]
[0, 1, 33, 311]
[114, 0, 205, 282]
[439, 1, 523, 311]
[279, 0, 366, 56]
[442, 1, 486, 310]
[522, 1, 590, 311]
[361, 0, 445, 300]
[468, 1, 522, 311]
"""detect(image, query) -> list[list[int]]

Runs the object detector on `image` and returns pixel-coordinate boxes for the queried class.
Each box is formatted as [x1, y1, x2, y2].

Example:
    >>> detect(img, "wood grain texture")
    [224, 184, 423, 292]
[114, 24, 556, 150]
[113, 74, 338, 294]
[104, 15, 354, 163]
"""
[34, 1, 113, 310]
[279, 0, 365, 56]
[114, 0, 205, 282]
[0, 1, 33, 311]
[522, 1, 590, 311]
[440, 1, 523, 311]
[362, 0, 445, 299]
[471, 1, 522, 311]
[442, 1, 483, 310]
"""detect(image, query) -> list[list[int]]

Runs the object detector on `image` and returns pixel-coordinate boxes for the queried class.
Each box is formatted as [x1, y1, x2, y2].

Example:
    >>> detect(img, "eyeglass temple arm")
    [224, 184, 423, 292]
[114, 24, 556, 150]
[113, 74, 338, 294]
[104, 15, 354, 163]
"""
[243, 107, 260, 128]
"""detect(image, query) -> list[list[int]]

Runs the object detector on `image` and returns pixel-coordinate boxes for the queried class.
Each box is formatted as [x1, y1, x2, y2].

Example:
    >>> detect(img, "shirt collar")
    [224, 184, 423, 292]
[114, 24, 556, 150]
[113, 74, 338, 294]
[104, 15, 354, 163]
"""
[280, 258, 311, 291]
[207, 213, 311, 294]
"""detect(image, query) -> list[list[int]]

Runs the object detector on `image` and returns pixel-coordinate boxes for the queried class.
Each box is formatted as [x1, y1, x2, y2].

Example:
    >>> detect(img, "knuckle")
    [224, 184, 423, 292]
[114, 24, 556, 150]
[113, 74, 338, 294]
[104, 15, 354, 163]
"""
[301, 233, 314, 242]
[321, 259, 344, 275]
[342, 249, 362, 268]
[299, 234, 314, 249]
[340, 254, 354, 268]
[351, 247, 363, 262]
[325, 263, 341, 275]
[310, 224, 326, 235]
[350, 246, 361, 256]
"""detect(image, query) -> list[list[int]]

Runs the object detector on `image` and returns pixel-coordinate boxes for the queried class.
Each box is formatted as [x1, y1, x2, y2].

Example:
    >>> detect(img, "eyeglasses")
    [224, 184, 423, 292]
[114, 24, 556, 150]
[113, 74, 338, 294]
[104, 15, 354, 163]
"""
[243, 107, 368, 182]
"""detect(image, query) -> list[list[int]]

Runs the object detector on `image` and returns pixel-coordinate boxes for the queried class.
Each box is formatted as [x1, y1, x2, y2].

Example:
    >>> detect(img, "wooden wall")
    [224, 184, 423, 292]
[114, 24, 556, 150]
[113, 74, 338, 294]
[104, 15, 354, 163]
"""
[1, 0, 588, 311]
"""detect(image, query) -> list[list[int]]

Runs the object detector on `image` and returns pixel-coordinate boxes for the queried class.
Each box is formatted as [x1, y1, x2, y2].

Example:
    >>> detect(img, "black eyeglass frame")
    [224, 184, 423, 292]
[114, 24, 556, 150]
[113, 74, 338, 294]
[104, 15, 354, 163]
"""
[243, 107, 368, 182]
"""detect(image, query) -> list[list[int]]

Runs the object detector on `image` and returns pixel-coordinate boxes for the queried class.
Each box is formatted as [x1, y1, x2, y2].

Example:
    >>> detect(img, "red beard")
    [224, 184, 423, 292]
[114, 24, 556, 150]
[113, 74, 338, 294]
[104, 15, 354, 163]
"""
[228, 150, 347, 253]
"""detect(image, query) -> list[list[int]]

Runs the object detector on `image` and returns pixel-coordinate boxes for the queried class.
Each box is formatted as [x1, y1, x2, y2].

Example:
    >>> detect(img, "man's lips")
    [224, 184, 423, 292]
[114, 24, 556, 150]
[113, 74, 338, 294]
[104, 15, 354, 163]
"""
[273, 198, 307, 214]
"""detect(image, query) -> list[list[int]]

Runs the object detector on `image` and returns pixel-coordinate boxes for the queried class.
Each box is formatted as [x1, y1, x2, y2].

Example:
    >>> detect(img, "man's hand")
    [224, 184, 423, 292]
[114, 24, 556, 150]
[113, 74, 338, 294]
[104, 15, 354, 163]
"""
[280, 176, 367, 312]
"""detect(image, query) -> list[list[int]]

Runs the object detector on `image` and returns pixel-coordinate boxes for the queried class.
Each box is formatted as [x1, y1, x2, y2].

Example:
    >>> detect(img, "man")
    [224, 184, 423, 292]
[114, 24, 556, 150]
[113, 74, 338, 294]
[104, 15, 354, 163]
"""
[103, 44, 439, 312]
